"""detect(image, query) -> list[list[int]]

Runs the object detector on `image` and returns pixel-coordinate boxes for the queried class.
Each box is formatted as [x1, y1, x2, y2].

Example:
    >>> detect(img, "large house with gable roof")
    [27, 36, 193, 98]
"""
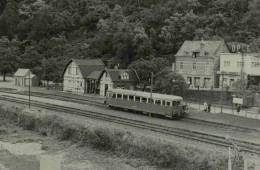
[174, 40, 230, 88]
[98, 69, 139, 96]
[62, 59, 105, 93]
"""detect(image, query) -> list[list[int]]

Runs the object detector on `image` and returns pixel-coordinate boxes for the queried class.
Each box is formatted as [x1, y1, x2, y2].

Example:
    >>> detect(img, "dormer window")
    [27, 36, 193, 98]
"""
[192, 52, 199, 58]
[120, 72, 129, 80]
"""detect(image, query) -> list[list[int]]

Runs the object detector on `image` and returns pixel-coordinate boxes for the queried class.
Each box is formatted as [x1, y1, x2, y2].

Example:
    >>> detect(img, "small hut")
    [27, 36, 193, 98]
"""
[13, 69, 38, 86]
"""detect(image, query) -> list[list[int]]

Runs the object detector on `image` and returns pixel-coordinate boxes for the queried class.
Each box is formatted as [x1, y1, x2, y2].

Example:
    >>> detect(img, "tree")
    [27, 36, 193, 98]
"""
[154, 69, 188, 97]
[0, 36, 20, 81]
[128, 56, 168, 90]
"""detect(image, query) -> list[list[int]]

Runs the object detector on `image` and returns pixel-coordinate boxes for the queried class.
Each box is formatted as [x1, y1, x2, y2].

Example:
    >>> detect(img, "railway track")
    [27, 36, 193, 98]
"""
[0, 89, 260, 134]
[1, 95, 260, 155]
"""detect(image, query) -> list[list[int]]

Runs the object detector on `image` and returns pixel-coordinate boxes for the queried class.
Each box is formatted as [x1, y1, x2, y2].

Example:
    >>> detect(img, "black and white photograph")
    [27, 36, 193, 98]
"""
[0, 0, 260, 169]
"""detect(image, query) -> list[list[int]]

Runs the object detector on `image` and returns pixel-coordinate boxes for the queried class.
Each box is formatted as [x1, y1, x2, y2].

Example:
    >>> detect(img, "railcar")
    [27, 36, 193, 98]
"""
[105, 89, 187, 118]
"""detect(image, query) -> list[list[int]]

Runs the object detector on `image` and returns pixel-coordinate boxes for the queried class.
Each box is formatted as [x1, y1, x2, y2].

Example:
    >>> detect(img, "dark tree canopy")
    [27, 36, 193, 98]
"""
[0, 0, 259, 82]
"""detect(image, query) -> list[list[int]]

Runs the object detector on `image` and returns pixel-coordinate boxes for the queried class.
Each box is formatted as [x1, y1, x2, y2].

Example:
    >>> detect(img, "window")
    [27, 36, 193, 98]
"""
[252, 62, 259, 68]
[141, 97, 147, 103]
[180, 62, 183, 70]
[155, 100, 161, 105]
[76, 67, 79, 75]
[237, 62, 242, 68]
[224, 61, 230, 67]
[112, 94, 116, 98]
[121, 72, 129, 80]
[148, 99, 154, 104]
[205, 62, 210, 71]
[123, 95, 128, 100]
[68, 66, 72, 74]
[117, 94, 122, 99]
[162, 100, 166, 106]
[166, 101, 171, 106]
[193, 62, 196, 69]
[129, 95, 134, 101]
[172, 101, 177, 106]
[135, 96, 140, 102]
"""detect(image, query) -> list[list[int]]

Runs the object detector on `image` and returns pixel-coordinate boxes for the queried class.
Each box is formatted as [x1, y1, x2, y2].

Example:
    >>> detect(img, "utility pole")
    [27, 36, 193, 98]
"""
[149, 72, 153, 117]
[221, 71, 224, 114]
[29, 70, 31, 109]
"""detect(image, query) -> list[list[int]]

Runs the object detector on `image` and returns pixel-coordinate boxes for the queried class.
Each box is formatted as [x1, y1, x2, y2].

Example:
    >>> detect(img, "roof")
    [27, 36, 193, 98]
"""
[86, 71, 102, 79]
[175, 40, 224, 57]
[100, 69, 139, 82]
[14, 69, 30, 77]
[62, 58, 105, 79]
[107, 89, 183, 101]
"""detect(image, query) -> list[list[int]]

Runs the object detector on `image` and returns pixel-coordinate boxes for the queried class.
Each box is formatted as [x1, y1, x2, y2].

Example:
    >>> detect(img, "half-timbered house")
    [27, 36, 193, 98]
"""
[62, 59, 105, 94]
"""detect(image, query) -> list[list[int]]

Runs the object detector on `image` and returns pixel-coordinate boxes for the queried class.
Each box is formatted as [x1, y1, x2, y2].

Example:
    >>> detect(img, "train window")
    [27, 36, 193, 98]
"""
[117, 94, 122, 99]
[162, 100, 166, 106]
[135, 96, 140, 102]
[141, 97, 147, 103]
[172, 101, 177, 106]
[123, 95, 127, 100]
[129, 95, 134, 101]
[112, 94, 116, 98]
[155, 100, 161, 105]
[166, 101, 171, 106]
[148, 99, 154, 104]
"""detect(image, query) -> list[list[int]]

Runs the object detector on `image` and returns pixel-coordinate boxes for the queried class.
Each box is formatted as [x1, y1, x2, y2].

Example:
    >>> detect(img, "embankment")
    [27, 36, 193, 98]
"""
[0, 104, 244, 170]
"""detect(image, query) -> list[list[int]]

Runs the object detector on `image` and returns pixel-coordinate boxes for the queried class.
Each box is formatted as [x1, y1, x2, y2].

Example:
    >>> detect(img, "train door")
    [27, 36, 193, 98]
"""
[164, 100, 172, 117]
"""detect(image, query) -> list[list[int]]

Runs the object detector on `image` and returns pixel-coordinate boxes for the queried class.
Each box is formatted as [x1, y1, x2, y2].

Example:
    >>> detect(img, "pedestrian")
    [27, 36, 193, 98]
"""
[203, 101, 207, 112]
[208, 103, 211, 113]
[237, 104, 241, 113]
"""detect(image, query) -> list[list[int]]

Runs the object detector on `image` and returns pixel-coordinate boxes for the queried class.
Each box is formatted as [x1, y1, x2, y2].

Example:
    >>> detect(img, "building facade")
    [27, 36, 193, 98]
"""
[175, 40, 230, 88]
[62, 59, 105, 93]
[14, 69, 38, 87]
[218, 53, 260, 88]
[99, 69, 139, 96]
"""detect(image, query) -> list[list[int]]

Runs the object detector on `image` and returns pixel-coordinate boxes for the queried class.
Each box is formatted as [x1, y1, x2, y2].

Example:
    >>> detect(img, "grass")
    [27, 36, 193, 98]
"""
[0, 104, 248, 170]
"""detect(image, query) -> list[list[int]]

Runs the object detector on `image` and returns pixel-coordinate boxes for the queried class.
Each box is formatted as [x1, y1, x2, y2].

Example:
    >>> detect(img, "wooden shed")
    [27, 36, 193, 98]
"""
[14, 69, 38, 87]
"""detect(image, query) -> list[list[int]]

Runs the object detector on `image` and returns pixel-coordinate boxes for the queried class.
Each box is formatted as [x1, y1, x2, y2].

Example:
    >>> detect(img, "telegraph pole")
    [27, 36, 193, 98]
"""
[221, 71, 224, 114]
[29, 70, 31, 109]
[149, 72, 153, 117]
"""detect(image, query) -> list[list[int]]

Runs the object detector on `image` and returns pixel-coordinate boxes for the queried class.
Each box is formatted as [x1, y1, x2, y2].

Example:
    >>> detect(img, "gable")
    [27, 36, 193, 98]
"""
[175, 40, 227, 57]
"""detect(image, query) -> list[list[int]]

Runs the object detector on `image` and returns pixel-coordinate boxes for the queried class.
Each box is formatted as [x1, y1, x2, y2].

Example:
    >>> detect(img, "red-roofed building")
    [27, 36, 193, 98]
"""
[174, 40, 230, 88]
[62, 59, 105, 93]
[98, 69, 139, 96]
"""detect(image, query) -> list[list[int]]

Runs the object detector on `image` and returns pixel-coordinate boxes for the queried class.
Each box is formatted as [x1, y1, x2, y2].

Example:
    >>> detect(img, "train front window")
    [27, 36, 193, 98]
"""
[166, 101, 171, 106]
[112, 94, 116, 98]
[172, 101, 176, 106]
[148, 99, 154, 104]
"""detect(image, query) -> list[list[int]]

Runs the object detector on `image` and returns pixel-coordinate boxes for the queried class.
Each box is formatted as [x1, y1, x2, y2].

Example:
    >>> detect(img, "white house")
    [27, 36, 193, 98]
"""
[62, 59, 105, 94]
[218, 53, 260, 87]
[98, 69, 139, 96]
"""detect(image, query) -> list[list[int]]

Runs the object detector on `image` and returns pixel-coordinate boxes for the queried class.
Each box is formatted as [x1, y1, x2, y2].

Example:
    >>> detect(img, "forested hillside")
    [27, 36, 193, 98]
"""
[0, 0, 260, 82]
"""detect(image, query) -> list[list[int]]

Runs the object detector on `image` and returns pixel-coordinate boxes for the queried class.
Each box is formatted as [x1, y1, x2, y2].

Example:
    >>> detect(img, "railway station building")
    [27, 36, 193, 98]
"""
[174, 40, 230, 89]
[98, 69, 139, 96]
[62, 58, 105, 94]
[13, 69, 38, 87]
